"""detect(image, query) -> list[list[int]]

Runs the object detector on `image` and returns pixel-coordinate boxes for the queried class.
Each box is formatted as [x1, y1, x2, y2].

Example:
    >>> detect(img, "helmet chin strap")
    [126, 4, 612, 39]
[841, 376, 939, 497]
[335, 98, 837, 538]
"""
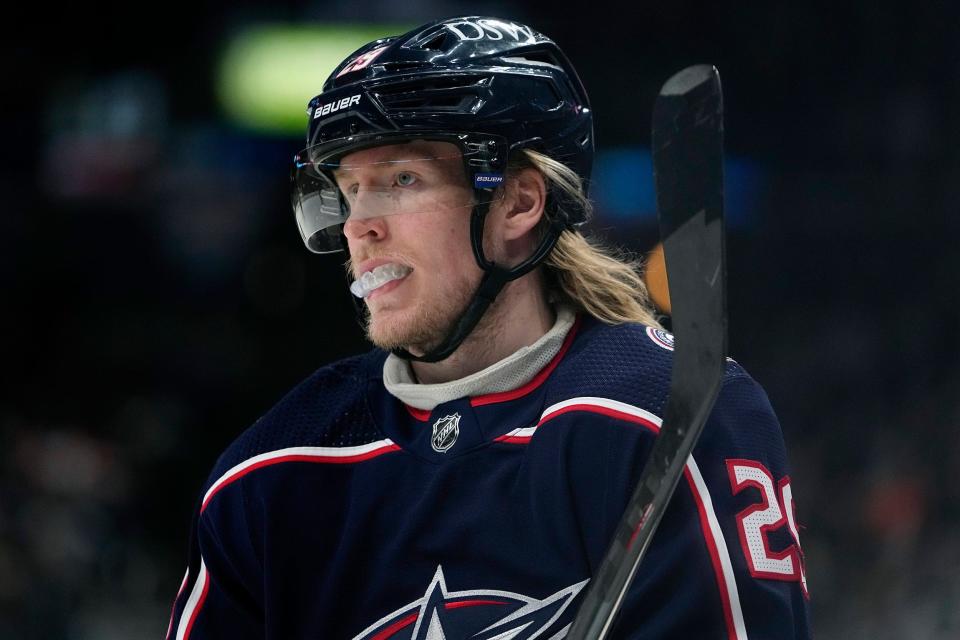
[391, 202, 566, 363]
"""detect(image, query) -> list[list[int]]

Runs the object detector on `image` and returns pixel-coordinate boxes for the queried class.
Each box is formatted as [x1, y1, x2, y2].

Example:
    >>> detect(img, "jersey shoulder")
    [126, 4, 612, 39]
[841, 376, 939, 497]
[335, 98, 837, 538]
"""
[204, 349, 388, 490]
[548, 317, 754, 416]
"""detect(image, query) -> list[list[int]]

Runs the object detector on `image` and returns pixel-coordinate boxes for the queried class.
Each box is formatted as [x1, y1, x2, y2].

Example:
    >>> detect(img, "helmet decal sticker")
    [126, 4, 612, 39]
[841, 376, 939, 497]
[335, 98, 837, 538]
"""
[444, 19, 537, 44]
[336, 44, 390, 79]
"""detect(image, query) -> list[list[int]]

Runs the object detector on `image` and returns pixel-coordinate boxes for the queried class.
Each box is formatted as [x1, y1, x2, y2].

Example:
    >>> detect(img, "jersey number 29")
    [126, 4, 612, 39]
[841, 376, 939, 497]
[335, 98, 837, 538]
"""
[726, 459, 808, 596]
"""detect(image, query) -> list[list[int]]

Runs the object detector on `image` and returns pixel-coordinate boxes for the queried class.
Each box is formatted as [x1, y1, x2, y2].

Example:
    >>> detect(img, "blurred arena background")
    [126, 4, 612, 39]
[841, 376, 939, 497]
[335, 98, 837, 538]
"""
[2, 2, 958, 638]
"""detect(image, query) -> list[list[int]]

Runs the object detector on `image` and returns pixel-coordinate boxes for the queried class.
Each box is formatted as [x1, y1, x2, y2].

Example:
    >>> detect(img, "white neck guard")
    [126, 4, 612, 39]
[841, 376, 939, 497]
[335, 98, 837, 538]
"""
[382, 306, 576, 411]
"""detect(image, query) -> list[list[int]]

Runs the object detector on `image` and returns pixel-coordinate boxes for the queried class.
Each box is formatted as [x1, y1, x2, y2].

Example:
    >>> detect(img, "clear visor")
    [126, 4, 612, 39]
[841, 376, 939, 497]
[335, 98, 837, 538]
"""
[291, 136, 506, 253]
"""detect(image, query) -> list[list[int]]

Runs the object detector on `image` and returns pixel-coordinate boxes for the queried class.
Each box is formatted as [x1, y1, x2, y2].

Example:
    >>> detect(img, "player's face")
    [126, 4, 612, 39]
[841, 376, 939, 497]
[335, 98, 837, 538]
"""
[338, 140, 483, 354]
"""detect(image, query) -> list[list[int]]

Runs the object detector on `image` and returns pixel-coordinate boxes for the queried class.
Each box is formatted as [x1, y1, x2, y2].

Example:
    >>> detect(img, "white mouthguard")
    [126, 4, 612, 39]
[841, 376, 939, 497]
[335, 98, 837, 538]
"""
[350, 263, 413, 298]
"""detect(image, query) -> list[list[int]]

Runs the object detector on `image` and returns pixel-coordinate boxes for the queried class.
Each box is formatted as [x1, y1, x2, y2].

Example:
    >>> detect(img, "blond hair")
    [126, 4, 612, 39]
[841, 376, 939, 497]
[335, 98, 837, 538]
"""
[512, 149, 663, 328]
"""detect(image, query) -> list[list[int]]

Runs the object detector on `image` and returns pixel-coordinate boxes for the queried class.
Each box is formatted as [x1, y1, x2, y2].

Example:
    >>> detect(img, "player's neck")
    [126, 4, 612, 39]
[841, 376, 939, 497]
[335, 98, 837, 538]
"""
[410, 278, 555, 385]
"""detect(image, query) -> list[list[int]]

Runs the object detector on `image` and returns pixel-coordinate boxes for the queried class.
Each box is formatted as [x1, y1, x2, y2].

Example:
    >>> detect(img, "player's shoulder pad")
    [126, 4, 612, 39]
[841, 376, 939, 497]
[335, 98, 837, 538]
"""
[204, 349, 388, 489]
[547, 318, 753, 417]
[699, 364, 788, 469]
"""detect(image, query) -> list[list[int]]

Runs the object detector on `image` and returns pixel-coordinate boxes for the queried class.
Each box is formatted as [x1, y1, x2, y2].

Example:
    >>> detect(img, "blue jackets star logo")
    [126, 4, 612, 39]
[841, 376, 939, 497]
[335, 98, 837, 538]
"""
[352, 566, 588, 639]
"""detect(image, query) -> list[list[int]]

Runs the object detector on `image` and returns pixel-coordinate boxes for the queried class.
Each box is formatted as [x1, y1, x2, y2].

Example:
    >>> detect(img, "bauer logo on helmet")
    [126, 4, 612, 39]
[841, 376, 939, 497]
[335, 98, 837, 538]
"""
[313, 94, 362, 120]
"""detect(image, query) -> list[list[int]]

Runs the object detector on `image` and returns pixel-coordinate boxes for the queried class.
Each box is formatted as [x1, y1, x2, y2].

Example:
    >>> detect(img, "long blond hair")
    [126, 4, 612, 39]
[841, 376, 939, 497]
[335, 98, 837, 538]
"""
[512, 149, 663, 328]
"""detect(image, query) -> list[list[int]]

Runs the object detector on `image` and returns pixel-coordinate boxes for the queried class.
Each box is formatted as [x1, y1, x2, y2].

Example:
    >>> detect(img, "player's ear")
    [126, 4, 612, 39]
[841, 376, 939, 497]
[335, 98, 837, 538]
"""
[498, 166, 547, 242]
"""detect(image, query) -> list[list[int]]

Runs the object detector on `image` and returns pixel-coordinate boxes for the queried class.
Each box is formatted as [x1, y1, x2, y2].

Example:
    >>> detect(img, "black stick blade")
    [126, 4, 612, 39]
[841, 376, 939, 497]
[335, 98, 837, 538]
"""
[566, 65, 727, 640]
[654, 64, 724, 238]
[654, 64, 726, 453]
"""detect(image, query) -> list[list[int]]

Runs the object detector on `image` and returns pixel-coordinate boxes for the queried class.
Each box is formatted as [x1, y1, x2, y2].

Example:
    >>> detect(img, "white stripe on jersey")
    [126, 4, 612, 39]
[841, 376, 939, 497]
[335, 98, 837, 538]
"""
[176, 559, 208, 640]
[202, 439, 399, 510]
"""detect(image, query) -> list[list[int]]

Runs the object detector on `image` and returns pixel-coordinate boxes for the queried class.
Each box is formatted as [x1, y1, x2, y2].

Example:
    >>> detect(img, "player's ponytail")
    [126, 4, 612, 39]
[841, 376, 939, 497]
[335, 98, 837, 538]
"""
[512, 149, 663, 329]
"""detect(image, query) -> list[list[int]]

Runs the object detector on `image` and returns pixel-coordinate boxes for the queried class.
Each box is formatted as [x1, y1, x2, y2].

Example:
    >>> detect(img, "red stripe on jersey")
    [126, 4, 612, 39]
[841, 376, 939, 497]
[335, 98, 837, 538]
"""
[444, 599, 508, 609]
[405, 405, 431, 421]
[539, 403, 660, 432]
[370, 611, 418, 640]
[369, 600, 508, 639]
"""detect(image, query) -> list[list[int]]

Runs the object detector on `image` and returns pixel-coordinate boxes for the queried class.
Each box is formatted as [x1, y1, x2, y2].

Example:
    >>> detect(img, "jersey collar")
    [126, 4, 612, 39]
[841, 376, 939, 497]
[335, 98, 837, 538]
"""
[383, 305, 577, 412]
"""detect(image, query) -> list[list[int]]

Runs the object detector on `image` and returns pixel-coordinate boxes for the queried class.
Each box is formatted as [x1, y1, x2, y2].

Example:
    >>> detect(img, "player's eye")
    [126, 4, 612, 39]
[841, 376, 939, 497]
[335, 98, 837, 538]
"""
[395, 172, 417, 187]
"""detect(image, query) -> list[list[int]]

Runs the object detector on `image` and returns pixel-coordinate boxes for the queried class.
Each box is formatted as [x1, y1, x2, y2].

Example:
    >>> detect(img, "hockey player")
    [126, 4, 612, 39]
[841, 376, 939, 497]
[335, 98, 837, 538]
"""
[168, 16, 811, 639]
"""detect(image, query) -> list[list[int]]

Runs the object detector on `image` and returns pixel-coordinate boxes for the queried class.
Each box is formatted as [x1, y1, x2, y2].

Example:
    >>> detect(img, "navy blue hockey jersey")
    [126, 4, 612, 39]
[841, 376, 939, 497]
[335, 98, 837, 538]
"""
[168, 316, 810, 639]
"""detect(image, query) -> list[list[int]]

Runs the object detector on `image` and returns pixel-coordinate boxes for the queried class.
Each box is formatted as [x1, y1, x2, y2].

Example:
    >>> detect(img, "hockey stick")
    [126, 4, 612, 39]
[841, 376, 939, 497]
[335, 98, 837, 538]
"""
[566, 64, 727, 640]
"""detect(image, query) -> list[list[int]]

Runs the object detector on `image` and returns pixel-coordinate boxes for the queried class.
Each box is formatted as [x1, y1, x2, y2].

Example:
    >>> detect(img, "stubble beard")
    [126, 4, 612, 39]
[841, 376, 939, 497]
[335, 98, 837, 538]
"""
[363, 272, 479, 355]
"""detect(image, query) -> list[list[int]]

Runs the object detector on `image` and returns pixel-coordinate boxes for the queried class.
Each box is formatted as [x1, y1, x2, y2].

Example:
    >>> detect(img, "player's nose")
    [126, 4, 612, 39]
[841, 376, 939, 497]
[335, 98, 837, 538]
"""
[343, 211, 388, 245]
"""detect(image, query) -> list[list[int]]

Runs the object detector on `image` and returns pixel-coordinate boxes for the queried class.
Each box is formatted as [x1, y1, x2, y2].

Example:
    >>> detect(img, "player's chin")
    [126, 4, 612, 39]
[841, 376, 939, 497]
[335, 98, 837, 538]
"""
[365, 308, 420, 352]
[366, 304, 448, 354]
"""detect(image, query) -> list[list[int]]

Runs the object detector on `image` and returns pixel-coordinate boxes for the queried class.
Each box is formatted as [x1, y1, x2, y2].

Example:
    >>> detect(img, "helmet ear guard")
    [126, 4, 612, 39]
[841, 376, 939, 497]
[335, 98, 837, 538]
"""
[295, 15, 594, 362]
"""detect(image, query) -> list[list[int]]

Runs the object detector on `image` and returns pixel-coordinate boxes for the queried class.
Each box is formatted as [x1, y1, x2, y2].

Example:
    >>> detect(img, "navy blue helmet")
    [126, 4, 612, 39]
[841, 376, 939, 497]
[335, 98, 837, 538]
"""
[291, 16, 594, 361]
[293, 16, 594, 253]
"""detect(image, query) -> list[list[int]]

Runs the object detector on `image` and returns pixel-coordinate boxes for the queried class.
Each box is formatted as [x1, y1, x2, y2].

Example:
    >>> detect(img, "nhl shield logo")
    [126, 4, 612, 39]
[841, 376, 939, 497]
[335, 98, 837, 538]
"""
[431, 413, 460, 453]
